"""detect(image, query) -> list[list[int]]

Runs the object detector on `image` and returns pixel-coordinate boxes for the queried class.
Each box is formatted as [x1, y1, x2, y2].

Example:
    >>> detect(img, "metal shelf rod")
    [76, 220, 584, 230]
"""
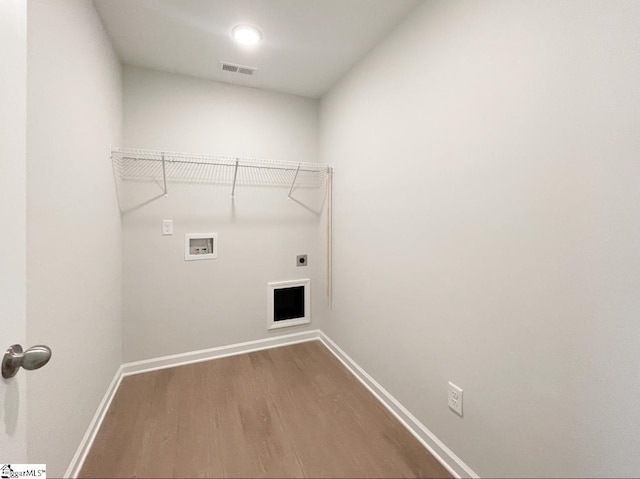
[288, 163, 301, 198]
[161, 152, 168, 196]
[231, 159, 239, 198]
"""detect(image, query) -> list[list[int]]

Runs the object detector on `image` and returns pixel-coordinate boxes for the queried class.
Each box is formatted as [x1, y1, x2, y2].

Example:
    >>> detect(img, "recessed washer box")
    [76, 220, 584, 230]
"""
[267, 279, 311, 330]
[185, 233, 218, 261]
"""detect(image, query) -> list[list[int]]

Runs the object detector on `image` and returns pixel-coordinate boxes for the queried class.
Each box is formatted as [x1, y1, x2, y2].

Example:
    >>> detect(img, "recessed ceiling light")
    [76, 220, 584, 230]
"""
[231, 24, 262, 45]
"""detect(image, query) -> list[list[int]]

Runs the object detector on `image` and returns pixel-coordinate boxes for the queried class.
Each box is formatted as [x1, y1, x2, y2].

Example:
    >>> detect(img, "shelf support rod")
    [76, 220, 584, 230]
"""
[161, 152, 168, 197]
[231, 159, 239, 198]
[288, 163, 301, 199]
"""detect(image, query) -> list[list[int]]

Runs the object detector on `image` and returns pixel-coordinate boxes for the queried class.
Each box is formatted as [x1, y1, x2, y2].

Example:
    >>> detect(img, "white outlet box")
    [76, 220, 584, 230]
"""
[162, 220, 173, 235]
[184, 233, 218, 261]
[448, 381, 463, 416]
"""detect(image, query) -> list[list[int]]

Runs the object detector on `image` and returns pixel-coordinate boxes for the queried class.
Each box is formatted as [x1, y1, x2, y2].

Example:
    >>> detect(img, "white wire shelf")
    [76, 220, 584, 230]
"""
[111, 147, 332, 209]
[110, 146, 334, 301]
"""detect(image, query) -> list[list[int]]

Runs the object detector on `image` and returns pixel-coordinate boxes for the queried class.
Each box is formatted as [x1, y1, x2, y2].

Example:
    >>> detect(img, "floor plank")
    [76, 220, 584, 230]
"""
[80, 340, 451, 478]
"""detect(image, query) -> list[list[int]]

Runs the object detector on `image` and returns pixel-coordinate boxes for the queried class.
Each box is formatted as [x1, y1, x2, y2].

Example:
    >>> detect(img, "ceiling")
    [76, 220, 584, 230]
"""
[94, 0, 420, 98]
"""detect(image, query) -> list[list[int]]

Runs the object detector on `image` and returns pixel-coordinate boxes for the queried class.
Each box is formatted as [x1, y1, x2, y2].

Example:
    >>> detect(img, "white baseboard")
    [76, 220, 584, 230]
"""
[120, 329, 322, 377]
[66, 328, 478, 479]
[64, 364, 124, 479]
[318, 331, 479, 479]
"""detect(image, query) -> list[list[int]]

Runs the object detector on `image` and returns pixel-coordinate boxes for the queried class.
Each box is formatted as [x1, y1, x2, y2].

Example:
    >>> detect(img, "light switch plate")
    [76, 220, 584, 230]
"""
[448, 381, 463, 416]
[162, 220, 173, 235]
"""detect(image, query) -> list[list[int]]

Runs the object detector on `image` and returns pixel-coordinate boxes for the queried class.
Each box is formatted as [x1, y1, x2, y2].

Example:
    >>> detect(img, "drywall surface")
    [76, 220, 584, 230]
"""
[27, 0, 123, 475]
[320, 1, 640, 477]
[0, 0, 27, 463]
[122, 66, 325, 362]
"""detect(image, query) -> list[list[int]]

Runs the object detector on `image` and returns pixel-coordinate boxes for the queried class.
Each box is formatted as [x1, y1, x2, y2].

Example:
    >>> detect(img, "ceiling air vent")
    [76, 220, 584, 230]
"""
[219, 61, 257, 76]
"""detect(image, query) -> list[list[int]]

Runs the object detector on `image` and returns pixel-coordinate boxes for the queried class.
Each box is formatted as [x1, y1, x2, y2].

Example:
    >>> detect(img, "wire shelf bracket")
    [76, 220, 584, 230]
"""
[287, 163, 301, 199]
[231, 158, 240, 199]
[161, 152, 168, 197]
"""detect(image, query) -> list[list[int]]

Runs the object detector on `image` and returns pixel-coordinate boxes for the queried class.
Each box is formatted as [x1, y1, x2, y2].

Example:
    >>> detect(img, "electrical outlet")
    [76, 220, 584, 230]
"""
[162, 220, 173, 236]
[448, 382, 463, 417]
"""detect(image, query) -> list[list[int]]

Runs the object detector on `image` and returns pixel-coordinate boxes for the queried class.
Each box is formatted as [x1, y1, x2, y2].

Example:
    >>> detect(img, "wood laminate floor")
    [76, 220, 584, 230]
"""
[80, 340, 451, 478]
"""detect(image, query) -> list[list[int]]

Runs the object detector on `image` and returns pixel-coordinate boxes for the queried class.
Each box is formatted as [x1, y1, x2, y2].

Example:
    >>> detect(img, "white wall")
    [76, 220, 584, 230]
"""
[320, 1, 640, 477]
[0, 0, 28, 463]
[26, 0, 123, 475]
[122, 66, 325, 362]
